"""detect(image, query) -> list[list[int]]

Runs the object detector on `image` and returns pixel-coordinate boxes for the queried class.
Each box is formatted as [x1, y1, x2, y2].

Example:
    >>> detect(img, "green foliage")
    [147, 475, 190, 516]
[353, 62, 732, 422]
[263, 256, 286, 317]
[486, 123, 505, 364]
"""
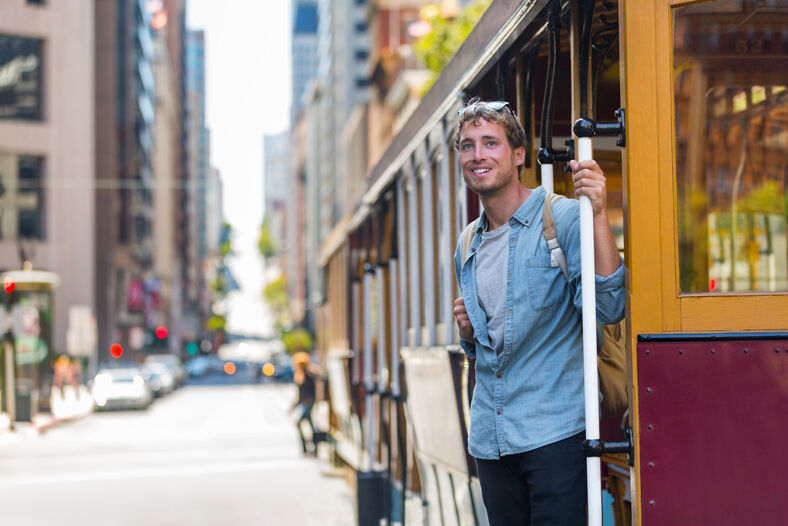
[413, 0, 492, 92]
[207, 315, 226, 331]
[258, 219, 277, 259]
[738, 181, 786, 215]
[281, 328, 313, 356]
[219, 222, 233, 258]
[263, 274, 288, 309]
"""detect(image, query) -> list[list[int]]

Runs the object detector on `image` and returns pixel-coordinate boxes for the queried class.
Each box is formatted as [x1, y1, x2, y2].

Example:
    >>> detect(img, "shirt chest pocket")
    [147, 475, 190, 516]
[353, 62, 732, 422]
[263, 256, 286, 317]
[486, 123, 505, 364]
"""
[525, 255, 567, 310]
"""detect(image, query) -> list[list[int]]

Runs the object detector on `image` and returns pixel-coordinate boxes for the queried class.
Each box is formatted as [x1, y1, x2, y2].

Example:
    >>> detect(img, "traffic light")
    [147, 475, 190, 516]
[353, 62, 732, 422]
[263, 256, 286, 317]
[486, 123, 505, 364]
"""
[155, 326, 168, 339]
[110, 343, 123, 359]
[186, 341, 198, 355]
[3, 278, 14, 293]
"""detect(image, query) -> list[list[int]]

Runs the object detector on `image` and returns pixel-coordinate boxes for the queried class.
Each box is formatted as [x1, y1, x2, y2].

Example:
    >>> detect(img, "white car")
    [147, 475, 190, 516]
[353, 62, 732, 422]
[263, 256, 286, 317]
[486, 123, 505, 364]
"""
[145, 354, 186, 387]
[145, 362, 176, 396]
[92, 367, 152, 410]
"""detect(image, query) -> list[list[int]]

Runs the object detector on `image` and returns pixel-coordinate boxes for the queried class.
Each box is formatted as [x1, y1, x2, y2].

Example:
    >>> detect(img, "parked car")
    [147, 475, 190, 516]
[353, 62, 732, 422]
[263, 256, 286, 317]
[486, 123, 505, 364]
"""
[91, 367, 152, 410]
[144, 362, 176, 396]
[186, 355, 211, 377]
[144, 354, 186, 387]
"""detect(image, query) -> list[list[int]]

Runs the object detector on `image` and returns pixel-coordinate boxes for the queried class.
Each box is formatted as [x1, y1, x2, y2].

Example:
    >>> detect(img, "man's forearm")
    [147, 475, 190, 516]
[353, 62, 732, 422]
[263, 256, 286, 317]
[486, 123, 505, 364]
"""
[593, 210, 621, 277]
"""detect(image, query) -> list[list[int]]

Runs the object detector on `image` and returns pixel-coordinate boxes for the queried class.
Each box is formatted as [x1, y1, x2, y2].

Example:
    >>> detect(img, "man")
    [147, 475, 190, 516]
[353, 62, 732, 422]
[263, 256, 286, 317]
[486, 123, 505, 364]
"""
[452, 98, 625, 525]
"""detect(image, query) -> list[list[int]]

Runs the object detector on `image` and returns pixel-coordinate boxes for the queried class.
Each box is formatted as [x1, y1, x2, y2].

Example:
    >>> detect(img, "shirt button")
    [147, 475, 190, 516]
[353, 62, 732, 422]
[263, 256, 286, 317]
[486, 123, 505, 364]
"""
[496, 371, 502, 379]
[496, 409, 502, 415]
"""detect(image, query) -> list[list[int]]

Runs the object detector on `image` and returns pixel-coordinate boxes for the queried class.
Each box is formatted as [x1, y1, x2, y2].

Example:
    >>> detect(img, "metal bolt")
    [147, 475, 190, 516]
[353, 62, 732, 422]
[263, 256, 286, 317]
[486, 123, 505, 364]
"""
[744, 348, 749, 354]
[710, 349, 716, 355]
[678, 349, 684, 355]
[775, 348, 781, 354]
[648, 462, 655, 468]
[645, 349, 651, 355]
[646, 387, 653, 393]
[648, 424, 654, 430]
[649, 500, 656, 507]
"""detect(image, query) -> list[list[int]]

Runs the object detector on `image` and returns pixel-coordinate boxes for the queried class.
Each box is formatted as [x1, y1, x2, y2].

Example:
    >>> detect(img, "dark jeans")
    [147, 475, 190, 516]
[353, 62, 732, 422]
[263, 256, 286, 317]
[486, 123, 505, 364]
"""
[296, 403, 315, 454]
[475, 432, 587, 526]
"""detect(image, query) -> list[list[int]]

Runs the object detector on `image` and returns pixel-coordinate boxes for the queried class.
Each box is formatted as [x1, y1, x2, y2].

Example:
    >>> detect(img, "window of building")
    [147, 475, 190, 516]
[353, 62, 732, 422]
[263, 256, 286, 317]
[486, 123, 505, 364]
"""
[673, 1, 788, 293]
[0, 153, 45, 240]
[0, 34, 43, 120]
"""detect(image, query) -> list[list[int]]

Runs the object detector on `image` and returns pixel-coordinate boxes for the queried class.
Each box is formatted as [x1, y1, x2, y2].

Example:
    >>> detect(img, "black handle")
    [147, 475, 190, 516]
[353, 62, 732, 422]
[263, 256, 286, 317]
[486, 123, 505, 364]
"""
[581, 427, 634, 466]
[573, 108, 626, 147]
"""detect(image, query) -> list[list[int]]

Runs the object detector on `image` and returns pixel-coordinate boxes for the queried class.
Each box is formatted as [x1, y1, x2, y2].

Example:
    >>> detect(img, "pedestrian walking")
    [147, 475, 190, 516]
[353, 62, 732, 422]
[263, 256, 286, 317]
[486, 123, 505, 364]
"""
[452, 98, 625, 525]
[291, 352, 318, 456]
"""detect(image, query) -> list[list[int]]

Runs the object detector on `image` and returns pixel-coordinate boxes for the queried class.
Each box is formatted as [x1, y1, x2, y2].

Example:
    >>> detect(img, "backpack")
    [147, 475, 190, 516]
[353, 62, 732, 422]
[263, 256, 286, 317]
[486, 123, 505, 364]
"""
[459, 194, 628, 419]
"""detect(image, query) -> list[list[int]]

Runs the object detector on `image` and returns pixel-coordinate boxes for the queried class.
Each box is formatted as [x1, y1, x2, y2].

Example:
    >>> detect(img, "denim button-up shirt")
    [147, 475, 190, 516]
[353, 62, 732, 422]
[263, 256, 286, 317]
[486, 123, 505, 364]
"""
[454, 186, 625, 460]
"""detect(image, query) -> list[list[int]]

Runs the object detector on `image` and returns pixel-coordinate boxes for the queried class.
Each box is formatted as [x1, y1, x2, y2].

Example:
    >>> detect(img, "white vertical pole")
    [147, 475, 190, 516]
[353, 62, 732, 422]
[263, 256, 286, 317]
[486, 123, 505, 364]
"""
[352, 281, 361, 386]
[577, 136, 602, 526]
[363, 268, 375, 471]
[541, 163, 554, 194]
[421, 145, 436, 346]
[395, 177, 407, 393]
[439, 122, 454, 345]
[389, 259, 400, 398]
[376, 265, 388, 394]
[407, 166, 421, 346]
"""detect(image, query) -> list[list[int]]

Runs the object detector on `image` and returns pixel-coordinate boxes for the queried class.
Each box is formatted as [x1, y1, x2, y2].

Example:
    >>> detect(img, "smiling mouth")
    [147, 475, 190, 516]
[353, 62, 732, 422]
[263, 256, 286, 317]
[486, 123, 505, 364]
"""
[471, 168, 491, 175]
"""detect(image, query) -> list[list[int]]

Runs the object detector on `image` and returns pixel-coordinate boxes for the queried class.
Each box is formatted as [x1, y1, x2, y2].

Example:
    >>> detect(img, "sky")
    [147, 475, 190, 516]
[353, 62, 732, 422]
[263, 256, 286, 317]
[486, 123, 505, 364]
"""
[187, 0, 291, 337]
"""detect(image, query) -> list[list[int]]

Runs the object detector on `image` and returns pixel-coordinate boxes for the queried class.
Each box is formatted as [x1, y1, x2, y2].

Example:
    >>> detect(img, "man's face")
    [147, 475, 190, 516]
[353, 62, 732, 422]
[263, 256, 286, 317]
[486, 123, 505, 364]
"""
[458, 118, 524, 198]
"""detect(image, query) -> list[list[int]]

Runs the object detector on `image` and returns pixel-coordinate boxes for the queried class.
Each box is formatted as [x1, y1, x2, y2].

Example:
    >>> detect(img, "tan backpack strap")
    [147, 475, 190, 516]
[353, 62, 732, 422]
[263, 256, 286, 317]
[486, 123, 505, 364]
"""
[542, 192, 563, 240]
[461, 218, 480, 262]
[542, 192, 569, 280]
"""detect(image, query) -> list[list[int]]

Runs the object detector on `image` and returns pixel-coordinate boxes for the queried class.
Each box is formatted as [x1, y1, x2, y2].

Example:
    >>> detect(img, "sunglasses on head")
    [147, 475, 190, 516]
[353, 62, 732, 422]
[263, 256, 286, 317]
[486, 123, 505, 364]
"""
[458, 100, 512, 117]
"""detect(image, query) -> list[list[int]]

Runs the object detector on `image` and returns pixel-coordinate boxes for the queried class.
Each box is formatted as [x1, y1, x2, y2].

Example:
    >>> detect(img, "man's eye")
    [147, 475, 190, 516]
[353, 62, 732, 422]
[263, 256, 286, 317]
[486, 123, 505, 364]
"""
[461, 143, 472, 151]
[486, 141, 497, 148]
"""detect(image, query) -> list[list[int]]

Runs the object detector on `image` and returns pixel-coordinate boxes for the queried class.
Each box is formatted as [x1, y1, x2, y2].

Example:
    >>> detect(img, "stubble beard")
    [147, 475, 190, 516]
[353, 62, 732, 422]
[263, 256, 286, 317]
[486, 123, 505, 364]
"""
[464, 158, 519, 198]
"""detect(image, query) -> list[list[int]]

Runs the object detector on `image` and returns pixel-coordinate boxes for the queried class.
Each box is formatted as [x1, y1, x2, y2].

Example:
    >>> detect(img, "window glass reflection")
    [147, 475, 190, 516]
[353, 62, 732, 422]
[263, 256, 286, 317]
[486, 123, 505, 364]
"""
[0, 152, 45, 240]
[0, 34, 43, 120]
[673, 0, 788, 293]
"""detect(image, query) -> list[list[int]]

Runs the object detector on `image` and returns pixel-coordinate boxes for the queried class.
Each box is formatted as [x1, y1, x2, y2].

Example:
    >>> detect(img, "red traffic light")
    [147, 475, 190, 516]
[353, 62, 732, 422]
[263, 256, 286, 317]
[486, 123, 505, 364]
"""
[110, 343, 123, 359]
[3, 278, 14, 293]
[155, 326, 168, 339]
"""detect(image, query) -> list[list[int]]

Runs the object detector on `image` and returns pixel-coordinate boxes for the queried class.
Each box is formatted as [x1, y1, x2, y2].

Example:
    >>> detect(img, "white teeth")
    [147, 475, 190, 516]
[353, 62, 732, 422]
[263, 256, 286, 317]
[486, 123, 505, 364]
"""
[472, 168, 490, 174]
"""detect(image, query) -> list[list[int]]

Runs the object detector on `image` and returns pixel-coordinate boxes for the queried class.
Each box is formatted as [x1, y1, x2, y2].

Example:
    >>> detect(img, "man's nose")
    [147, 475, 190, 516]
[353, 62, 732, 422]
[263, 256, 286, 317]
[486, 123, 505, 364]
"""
[472, 144, 485, 160]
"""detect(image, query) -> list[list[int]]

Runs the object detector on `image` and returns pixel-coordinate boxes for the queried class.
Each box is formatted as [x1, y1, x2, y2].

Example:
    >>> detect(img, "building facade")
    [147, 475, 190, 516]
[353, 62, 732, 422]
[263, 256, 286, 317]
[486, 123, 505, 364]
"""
[95, 0, 159, 358]
[0, 0, 95, 389]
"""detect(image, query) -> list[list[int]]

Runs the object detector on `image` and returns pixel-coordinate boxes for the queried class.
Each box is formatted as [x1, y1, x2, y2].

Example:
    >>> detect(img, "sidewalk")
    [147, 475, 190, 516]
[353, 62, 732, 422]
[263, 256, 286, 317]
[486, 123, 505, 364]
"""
[0, 385, 93, 438]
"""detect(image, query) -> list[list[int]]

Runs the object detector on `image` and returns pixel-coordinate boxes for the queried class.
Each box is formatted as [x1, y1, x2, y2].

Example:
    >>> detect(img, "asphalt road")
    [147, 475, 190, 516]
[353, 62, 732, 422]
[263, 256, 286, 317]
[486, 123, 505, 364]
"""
[0, 378, 355, 526]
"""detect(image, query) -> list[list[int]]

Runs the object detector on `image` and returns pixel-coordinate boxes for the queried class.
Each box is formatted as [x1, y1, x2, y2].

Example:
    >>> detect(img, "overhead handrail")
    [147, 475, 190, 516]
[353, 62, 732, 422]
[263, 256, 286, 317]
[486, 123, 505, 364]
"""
[537, 0, 573, 193]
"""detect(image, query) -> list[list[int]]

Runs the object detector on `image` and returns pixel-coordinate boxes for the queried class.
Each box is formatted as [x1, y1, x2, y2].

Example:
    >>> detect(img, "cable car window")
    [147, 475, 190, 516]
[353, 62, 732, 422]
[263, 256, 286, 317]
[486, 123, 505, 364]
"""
[673, 0, 788, 294]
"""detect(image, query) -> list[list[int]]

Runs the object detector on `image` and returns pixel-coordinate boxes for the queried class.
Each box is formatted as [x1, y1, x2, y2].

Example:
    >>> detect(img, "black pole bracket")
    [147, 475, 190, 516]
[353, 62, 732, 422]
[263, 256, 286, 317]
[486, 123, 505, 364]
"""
[581, 427, 634, 467]
[573, 107, 626, 147]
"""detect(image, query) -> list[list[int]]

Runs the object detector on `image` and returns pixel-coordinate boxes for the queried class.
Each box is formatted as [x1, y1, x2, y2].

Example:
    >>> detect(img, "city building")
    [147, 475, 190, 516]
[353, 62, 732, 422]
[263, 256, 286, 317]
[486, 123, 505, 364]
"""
[94, 0, 158, 358]
[152, 10, 181, 354]
[291, 0, 319, 124]
[184, 29, 209, 337]
[0, 0, 95, 408]
[263, 131, 291, 256]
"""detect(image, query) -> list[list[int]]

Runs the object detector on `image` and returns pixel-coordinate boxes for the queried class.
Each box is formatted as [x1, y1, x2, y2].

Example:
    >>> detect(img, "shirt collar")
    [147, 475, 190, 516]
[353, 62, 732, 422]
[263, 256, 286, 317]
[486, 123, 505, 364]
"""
[477, 186, 545, 230]
[510, 186, 545, 228]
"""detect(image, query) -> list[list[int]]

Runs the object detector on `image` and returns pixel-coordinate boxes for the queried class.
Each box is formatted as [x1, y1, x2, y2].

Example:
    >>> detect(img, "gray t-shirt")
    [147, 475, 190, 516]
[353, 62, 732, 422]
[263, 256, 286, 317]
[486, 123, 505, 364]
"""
[476, 221, 510, 358]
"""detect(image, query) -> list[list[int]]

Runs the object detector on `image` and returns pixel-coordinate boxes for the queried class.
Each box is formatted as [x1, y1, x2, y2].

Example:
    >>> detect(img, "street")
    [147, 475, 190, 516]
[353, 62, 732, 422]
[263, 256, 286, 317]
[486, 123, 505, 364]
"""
[0, 379, 355, 526]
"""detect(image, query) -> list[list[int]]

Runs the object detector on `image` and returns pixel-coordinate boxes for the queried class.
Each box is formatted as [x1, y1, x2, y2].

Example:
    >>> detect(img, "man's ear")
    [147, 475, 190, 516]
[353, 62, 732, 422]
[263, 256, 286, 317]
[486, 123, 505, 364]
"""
[513, 146, 525, 166]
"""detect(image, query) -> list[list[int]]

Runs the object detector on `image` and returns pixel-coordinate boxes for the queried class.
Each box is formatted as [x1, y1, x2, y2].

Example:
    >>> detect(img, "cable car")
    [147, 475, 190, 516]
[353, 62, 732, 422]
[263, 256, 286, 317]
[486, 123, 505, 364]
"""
[315, 1, 788, 524]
